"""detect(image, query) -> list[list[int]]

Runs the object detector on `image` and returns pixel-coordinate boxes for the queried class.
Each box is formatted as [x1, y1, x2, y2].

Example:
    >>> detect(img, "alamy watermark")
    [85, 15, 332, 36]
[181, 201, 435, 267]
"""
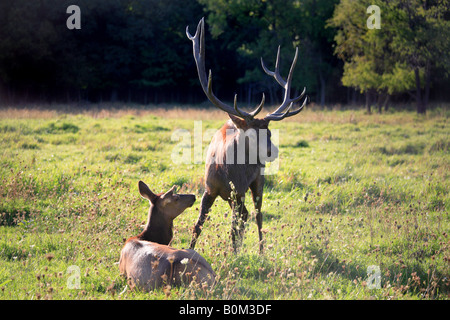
[66, 5, 81, 30]
[367, 265, 381, 289]
[66, 265, 81, 289]
[66, 4, 380, 32]
[367, 5, 381, 29]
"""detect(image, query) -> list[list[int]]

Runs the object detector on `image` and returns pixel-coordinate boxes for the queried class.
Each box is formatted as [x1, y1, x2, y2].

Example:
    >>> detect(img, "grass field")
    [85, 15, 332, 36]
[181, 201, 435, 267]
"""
[0, 105, 449, 300]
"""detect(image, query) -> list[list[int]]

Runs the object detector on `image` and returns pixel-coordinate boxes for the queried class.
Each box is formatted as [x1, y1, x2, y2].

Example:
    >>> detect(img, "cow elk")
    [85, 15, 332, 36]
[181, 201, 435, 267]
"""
[186, 18, 308, 253]
[119, 181, 215, 291]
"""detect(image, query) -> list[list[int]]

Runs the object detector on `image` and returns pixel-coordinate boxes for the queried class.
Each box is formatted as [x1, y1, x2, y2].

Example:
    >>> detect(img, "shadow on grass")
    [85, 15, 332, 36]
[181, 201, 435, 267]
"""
[308, 245, 449, 298]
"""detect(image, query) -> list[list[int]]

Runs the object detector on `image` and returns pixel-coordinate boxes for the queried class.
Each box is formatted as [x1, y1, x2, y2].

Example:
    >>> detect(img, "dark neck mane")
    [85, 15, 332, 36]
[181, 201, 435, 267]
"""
[136, 205, 173, 245]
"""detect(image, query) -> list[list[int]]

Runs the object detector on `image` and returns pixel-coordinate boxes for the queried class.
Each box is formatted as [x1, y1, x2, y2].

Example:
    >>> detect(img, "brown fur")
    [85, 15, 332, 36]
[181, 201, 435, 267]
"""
[190, 116, 278, 253]
[187, 18, 307, 254]
[119, 181, 215, 290]
[119, 239, 215, 291]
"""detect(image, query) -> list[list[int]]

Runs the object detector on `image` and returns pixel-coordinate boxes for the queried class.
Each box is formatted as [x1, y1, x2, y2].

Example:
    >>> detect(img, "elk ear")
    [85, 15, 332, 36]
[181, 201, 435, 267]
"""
[228, 113, 247, 129]
[138, 181, 157, 204]
[163, 185, 176, 197]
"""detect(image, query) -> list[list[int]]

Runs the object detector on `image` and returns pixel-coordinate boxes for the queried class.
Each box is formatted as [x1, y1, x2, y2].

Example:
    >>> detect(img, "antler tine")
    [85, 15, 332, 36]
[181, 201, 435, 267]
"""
[262, 46, 308, 121]
[187, 18, 264, 121]
[265, 93, 308, 121]
[185, 18, 201, 41]
[261, 46, 286, 87]
[266, 95, 308, 121]
[249, 93, 265, 117]
[233, 94, 246, 118]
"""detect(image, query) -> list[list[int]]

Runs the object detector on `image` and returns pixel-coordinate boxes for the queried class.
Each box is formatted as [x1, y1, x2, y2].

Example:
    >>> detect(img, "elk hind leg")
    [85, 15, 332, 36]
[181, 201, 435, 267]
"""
[250, 180, 264, 254]
[229, 195, 248, 253]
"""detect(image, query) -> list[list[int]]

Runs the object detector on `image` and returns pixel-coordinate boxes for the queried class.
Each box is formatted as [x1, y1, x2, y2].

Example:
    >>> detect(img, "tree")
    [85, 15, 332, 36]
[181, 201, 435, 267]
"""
[0, 0, 75, 101]
[387, 0, 450, 114]
[1, 0, 448, 107]
[199, 0, 339, 107]
[329, 0, 450, 114]
[0, 0, 205, 104]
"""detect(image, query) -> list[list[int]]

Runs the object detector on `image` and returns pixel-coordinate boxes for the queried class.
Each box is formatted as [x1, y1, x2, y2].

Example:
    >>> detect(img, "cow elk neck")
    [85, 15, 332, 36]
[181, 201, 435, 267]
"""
[134, 181, 195, 245]
[119, 181, 215, 290]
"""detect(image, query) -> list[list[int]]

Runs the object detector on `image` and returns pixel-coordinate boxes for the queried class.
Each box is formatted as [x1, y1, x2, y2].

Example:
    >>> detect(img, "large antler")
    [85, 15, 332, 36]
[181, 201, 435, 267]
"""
[261, 46, 308, 121]
[186, 18, 264, 121]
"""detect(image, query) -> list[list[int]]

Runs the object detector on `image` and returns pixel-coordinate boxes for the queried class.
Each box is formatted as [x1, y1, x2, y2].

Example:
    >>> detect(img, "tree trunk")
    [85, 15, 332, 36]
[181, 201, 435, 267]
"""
[365, 91, 371, 114]
[318, 68, 326, 107]
[424, 61, 431, 110]
[415, 68, 426, 114]
[383, 94, 390, 112]
[319, 73, 326, 107]
[377, 93, 382, 113]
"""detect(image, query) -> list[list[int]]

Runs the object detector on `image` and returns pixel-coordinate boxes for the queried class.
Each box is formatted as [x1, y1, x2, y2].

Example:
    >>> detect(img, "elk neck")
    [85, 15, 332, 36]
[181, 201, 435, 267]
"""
[136, 203, 173, 245]
[219, 120, 266, 167]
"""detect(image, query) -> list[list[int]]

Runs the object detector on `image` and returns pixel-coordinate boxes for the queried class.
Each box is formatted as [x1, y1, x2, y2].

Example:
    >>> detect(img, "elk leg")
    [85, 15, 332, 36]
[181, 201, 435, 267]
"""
[229, 195, 248, 253]
[190, 191, 216, 249]
[250, 178, 264, 254]
[254, 201, 264, 254]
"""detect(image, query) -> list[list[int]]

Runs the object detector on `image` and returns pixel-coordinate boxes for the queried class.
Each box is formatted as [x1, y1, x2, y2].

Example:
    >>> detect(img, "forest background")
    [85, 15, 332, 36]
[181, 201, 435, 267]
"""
[0, 0, 449, 114]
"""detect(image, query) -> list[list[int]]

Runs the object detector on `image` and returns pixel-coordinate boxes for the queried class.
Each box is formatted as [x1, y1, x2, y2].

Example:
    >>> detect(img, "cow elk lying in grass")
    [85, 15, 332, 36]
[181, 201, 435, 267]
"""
[187, 18, 308, 253]
[119, 181, 215, 291]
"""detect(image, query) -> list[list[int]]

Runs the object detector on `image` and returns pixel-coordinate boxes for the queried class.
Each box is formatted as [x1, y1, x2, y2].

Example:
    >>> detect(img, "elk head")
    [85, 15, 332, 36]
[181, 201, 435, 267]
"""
[137, 181, 196, 245]
[186, 18, 308, 158]
[119, 181, 214, 291]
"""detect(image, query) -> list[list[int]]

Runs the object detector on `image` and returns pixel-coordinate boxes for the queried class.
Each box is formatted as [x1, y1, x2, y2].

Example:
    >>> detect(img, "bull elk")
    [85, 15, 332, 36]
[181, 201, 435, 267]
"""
[119, 181, 215, 291]
[186, 18, 308, 253]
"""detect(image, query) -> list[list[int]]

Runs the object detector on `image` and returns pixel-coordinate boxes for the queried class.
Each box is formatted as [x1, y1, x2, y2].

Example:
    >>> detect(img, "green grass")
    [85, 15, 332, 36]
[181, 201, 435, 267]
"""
[0, 106, 448, 300]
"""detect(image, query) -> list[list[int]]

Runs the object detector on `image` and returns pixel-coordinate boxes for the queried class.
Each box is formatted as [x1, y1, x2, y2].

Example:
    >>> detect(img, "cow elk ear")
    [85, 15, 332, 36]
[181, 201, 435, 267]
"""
[228, 114, 247, 129]
[162, 185, 176, 198]
[138, 181, 157, 204]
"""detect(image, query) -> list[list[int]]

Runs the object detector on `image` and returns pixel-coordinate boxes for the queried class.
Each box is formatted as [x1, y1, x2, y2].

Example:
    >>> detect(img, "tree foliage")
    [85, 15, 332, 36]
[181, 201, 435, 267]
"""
[200, 0, 339, 106]
[328, 0, 450, 113]
[0, 0, 204, 103]
[0, 0, 448, 110]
